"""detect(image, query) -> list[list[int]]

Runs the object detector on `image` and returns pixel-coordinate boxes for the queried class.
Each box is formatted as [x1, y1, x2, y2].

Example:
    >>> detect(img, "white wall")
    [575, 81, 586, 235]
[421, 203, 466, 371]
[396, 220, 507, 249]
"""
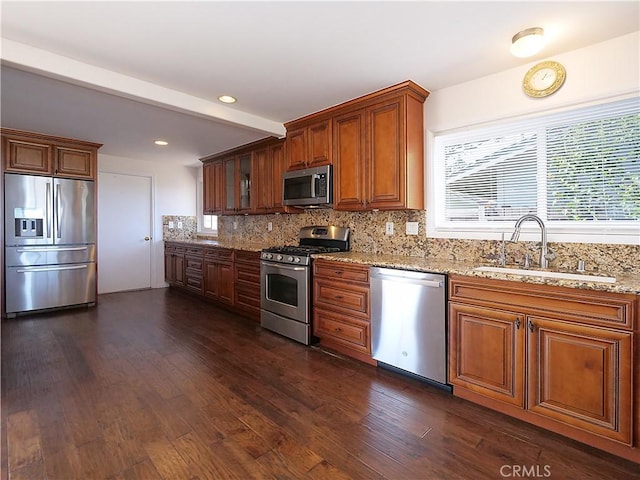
[98, 154, 198, 288]
[424, 31, 639, 133]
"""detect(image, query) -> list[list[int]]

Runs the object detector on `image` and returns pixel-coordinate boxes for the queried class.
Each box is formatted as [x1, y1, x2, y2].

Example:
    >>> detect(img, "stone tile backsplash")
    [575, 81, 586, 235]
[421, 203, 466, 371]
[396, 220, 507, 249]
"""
[216, 210, 638, 275]
[162, 215, 197, 241]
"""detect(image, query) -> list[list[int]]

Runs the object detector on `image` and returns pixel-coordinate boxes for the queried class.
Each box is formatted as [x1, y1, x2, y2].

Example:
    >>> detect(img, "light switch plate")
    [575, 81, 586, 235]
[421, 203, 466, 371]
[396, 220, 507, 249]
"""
[168, 221, 174, 229]
[177, 221, 183, 229]
[268, 222, 273, 231]
[406, 222, 419, 235]
[385, 222, 394, 235]
[233, 221, 238, 230]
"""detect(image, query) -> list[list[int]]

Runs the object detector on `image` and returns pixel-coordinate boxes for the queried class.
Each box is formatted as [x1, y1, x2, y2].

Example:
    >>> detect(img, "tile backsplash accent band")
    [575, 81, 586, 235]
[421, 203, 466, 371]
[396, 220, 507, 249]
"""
[216, 210, 638, 275]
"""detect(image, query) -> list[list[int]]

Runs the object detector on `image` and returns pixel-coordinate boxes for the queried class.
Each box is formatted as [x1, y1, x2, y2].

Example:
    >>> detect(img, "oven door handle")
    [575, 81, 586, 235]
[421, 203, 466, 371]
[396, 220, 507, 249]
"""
[261, 261, 306, 272]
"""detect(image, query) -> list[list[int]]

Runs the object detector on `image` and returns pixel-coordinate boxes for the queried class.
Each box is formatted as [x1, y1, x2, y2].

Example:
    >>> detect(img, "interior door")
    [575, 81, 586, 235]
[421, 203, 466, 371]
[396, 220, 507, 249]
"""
[97, 172, 152, 293]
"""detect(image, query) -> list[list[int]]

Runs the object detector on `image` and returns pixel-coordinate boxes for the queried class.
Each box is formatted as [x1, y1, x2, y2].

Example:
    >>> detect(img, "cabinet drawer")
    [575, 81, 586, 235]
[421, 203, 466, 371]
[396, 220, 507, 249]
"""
[234, 250, 260, 264]
[165, 243, 185, 254]
[449, 275, 635, 330]
[313, 260, 369, 284]
[204, 247, 233, 261]
[313, 278, 369, 318]
[184, 246, 204, 256]
[185, 256, 203, 271]
[235, 267, 259, 284]
[313, 308, 370, 353]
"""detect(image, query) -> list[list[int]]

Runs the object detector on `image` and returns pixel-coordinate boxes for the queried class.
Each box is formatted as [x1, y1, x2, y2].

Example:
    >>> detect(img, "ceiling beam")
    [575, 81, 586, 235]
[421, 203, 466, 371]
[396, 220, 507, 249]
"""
[0, 38, 286, 137]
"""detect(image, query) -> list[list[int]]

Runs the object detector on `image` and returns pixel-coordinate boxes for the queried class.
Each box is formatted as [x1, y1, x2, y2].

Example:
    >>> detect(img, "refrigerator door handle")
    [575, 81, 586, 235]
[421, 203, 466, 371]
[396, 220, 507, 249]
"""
[56, 183, 62, 239]
[46, 182, 52, 238]
[16, 246, 89, 253]
[17, 265, 88, 274]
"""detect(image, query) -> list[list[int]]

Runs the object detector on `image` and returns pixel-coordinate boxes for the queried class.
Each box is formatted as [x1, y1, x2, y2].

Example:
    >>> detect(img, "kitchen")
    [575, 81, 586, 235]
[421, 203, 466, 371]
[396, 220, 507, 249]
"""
[1, 2, 639, 478]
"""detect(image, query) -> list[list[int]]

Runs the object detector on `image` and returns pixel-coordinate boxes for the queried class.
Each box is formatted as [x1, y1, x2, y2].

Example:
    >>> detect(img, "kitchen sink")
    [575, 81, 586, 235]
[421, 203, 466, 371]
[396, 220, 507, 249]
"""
[473, 266, 616, 283]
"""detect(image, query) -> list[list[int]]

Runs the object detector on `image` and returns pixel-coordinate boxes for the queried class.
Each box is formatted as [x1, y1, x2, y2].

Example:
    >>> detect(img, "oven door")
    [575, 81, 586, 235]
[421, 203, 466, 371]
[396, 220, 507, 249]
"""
[260, 261, 310, 323]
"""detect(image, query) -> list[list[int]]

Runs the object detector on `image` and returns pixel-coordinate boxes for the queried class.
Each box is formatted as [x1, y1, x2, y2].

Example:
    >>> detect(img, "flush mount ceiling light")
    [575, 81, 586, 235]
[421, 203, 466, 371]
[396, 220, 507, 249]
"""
[218, 95, 237, 104]
[154, 140, 168, 146]
[511, 27, 545, 58]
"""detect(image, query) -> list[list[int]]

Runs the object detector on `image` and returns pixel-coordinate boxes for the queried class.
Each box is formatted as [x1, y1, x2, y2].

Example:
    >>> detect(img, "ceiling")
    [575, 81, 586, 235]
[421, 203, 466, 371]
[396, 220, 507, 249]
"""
[1, 1, 638, 167]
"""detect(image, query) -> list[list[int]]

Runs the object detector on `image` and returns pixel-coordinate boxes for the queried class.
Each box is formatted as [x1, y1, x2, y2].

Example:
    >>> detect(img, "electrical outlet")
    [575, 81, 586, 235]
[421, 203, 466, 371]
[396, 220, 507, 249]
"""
[177, 221, 183, 229]
[406, 222, 419, 235]
[168, 221, 174, 229]
[233, 221, 238, 230]
[385, 222, 394, 235]
[268, 222, 273, 231]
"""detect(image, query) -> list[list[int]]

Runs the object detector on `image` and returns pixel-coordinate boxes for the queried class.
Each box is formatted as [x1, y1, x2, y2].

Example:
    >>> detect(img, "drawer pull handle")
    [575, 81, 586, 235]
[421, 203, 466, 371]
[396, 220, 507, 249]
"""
[515, 319, 521, 329]
[335, 271, 343, 275]
[335, 295, 343, 300]
[335, 327, 343, 332]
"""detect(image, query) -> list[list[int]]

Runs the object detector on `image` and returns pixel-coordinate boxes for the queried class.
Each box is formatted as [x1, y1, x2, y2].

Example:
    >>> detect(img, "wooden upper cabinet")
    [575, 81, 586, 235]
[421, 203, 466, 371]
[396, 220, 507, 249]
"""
[200, 137, 295, 216]
[285, 118, 332, 171]
[2, 129, 101, 179]
[55, 145, 96, 179]
[284, 81, 428, 211]
[203, 160, 224, 215]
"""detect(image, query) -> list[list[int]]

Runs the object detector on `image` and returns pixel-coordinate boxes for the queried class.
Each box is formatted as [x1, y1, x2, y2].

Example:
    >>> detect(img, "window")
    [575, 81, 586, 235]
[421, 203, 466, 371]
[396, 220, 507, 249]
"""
[196, 178, 218, 236]
[430, 97, 640, 243]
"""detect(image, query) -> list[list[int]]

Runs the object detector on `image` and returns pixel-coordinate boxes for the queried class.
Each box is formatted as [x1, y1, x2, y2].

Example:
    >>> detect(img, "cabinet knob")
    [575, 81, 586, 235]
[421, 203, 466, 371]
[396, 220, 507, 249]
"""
[515, 318, 521, 329]
[528, 320, 534, 332]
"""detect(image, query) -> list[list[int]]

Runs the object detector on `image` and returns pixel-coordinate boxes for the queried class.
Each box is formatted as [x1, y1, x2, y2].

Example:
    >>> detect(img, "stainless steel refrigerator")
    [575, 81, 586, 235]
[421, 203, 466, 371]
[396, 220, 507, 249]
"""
[4, 173, 96, 317]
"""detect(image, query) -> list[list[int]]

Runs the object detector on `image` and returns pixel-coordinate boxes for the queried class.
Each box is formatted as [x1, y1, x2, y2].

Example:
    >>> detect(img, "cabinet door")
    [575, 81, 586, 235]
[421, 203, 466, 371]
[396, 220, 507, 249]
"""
[253, 147, 271, 213]
[3, 137, 53, 174]
[333, 110, 366, 210]
[307, 119, 332, 168]
[223, 157, 237, 214]
[527, 316, 632, 445]
[237, 153, 252, 213]
[218, 262, 234, 305]
[203, 162, 223, 215]
[270, 141, 287, 212]
[204, 260, 219, 299]
[449, 302, 525, 407]
[174, 254, 185, 287]
[285, 127, 307, 171]
[164, 252, 175, 283]
[366, 97, 405, 209]
[55, 146, 95, 179]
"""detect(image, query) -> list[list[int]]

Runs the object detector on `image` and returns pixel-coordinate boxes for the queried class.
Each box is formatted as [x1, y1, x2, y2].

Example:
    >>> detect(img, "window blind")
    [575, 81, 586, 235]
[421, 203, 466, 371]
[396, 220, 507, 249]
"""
[434, 97, 640, 230]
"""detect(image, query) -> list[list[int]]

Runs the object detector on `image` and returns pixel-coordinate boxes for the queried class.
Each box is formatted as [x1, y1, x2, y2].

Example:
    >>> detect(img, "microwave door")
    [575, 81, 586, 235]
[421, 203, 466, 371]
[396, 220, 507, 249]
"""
[53, 178, 96, 245]
[4, 174, 53, 246]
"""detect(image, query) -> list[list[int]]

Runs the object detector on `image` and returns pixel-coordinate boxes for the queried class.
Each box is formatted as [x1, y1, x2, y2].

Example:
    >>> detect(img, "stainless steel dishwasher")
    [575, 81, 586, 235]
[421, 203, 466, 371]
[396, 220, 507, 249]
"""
[370, 267, 449, 388]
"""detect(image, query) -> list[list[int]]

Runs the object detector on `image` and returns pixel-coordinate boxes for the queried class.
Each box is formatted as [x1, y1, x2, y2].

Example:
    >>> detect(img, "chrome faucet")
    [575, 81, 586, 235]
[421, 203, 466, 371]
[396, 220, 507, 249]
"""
[510, 214, 551, 269]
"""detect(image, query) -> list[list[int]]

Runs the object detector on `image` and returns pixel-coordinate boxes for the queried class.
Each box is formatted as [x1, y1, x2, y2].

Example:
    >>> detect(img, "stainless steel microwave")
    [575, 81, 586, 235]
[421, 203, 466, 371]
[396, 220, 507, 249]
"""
[283, 165, 332, 207]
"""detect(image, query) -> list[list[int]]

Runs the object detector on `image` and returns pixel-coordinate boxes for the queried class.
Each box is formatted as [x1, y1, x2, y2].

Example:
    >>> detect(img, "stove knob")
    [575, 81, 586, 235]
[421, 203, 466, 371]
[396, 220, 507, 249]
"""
[277, 254, 283, 261]
[268, 253, 273, 259]
[287, 256, 294, 262]
[294, 257, 301, 263]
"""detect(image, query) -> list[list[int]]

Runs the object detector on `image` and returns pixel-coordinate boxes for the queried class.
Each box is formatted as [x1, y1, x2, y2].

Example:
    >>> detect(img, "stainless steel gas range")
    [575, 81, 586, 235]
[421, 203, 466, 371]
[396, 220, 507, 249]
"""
[260, 226, 350, 345]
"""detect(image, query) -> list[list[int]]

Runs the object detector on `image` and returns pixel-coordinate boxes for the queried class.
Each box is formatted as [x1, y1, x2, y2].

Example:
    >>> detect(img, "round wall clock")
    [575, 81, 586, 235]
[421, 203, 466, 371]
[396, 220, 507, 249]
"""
[522, 61, 566, 98]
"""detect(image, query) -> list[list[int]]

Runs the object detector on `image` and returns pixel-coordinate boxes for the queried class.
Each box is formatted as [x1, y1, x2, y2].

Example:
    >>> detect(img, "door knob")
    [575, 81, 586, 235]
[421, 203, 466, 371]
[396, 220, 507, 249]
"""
[144, 236, 150, 241]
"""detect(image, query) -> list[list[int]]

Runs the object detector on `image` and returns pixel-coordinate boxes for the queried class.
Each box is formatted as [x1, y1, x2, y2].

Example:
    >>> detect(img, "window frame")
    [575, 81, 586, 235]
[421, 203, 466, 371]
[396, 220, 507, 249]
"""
[427, 95, 640, 245]
[196, 177, 218, 237]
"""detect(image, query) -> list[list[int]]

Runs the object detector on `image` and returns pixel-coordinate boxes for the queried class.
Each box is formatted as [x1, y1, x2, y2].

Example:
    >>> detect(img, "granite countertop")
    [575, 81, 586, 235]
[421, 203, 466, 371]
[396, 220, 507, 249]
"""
[163, 238, 268, 252]
[312, 252, 640, 295]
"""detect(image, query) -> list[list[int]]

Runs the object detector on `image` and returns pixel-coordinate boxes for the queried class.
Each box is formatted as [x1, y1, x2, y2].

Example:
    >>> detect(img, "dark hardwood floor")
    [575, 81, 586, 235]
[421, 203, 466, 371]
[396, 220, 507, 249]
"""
[2, 288, 638, 480]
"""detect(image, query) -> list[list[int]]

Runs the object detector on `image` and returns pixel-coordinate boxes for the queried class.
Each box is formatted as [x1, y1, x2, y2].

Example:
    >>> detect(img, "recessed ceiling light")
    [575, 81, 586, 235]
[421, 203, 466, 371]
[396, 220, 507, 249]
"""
[154, 140, 169, 146]
[511, 27, 545, 58]
[218, 95, 237, 104]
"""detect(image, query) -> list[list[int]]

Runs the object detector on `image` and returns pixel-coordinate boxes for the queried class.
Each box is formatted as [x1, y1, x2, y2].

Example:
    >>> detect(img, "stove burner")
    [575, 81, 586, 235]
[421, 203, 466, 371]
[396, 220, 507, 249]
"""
[263, 245, 341, 256]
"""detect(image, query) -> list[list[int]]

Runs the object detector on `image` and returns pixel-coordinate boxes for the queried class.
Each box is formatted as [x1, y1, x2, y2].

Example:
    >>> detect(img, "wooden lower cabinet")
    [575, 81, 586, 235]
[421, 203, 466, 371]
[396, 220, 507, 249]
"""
[203, 248, 233, 305]
[164, 244, 185, 287]
[449, 303, 525, 407]
[233, 250, 261, 321]
[165, 242, 258, 319]
[449, 274, 639, 462]
[312, 259, 374, 365]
